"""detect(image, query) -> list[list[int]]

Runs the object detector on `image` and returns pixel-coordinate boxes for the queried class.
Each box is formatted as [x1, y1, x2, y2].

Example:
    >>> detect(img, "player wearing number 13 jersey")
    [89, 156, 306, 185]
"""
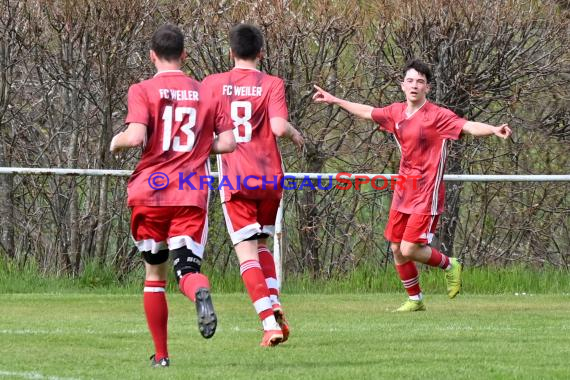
[126, 70, 214, 208]
[110, 25, 235, 367]
[203, 24, 303, 347]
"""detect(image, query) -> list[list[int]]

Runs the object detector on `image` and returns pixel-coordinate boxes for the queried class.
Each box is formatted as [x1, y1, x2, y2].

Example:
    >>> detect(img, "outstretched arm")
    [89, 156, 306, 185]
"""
[462, 121, 512, 139]
[312, 85, 373, 120]
[270, 117, 304, 150]
[110, 123, 147, 153]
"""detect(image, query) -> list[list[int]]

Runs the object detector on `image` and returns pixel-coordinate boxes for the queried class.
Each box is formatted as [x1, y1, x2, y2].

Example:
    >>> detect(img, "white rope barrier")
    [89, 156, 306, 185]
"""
[3, 167, 568, 286]
[1, 167, 569, 182]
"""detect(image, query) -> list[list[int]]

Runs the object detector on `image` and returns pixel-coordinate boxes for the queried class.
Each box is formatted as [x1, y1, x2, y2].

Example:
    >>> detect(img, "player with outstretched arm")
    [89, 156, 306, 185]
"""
[314, 59, 511, 311]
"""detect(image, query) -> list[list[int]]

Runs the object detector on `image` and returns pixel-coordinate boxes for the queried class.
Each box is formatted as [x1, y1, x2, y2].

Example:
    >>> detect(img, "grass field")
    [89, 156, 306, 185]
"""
[1, 292, 569, 379]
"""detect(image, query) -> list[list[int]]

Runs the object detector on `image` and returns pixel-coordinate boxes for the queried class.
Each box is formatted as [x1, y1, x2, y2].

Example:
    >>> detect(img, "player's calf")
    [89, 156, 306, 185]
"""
[172, 246, 203, 284]
[142, 250, 170, 364]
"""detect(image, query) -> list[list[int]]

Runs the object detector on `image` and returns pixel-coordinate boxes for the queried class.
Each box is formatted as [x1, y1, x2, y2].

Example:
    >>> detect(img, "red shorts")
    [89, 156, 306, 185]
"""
[222, 195, 281, 245]
[130, 206, 207, 257]
[384, 209, 439, 244]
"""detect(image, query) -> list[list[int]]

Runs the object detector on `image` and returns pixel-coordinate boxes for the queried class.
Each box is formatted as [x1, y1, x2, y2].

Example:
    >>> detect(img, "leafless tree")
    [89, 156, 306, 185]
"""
[0, 0, 568, 277]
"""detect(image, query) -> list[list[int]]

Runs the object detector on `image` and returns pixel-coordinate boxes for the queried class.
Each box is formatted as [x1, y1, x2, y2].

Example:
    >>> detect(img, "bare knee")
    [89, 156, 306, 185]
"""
[391, 243, 404, 259]
[400, 241, 423, 260]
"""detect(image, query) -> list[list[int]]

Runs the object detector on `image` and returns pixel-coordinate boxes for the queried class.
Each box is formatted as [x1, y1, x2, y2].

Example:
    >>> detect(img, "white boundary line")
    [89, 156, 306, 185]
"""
[0, 370, 80, 380]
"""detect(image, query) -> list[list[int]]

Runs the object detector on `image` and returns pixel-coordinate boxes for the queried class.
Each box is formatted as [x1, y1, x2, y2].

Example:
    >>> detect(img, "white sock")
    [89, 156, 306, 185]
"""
[409, 293, 423, 301]
[262, 315, 280, 331]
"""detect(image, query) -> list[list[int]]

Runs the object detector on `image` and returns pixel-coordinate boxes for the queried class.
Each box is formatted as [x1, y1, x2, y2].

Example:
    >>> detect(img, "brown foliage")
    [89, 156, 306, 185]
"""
[0, 0, 568, 276]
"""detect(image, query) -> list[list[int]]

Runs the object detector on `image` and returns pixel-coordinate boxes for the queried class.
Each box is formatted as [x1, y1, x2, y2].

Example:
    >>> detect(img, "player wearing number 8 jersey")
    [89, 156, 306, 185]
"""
[203, 60, 289, 203]
[203, 23, 303, 347]
[110, 25, 235, 367]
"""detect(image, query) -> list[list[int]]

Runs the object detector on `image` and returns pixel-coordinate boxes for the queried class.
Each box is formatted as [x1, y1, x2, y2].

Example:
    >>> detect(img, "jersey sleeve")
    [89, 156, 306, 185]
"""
[267, 79, 288, 120]
[371, 104, 396, 133]
[436, 107, 467, 140]
[125, 83, 149, 125]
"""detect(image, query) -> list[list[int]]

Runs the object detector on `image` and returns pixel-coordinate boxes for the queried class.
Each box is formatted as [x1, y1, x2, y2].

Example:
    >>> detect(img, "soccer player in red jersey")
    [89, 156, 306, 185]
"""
[110, 25, 236, 367]
[203, 24, 303, 346]
[313, 60, 511, 311]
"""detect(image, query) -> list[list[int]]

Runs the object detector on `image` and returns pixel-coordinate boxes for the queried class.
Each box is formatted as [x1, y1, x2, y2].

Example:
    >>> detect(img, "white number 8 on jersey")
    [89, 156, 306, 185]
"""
[231, 101, 252, 143]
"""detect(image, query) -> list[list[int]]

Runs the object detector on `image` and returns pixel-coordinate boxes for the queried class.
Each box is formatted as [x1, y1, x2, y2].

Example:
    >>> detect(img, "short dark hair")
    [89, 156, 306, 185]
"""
[151, 24, 184, 61]
[230, 23, 264, 60]
[403, 59, 432, 83]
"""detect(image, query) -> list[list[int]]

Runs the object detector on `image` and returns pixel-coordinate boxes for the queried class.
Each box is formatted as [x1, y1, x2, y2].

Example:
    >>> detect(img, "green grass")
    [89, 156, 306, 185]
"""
[1, 293, 569, 379]
[2, 258, 569, 295]
[2, 260, 569, 378]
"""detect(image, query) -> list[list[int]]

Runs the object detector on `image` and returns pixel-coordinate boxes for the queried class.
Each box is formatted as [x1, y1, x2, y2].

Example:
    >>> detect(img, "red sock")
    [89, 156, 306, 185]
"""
[179, 273, 210, 302]
[395, 262, 421, 297]
[143, 280, 168, 360]
[426, 247, 450, 269]
[240, 260, 274, 321]
[257, 244, 280, 307]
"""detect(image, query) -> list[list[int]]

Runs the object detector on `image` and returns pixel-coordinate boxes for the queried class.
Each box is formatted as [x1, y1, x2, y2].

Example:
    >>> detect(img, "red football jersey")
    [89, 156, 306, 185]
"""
[371, 101, 466, 215]
[203, 68, 288, 201]
[125, 70, 231, 208]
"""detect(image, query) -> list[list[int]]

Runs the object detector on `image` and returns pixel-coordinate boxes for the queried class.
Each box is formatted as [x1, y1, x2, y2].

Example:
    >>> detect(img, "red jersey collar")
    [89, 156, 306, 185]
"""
[403, 100, 428, 119]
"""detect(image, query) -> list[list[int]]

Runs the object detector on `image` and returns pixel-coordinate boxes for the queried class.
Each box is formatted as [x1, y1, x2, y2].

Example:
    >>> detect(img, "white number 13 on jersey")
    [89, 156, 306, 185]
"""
[162, 105, 196, 152]
[231, 101, 252, 143]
